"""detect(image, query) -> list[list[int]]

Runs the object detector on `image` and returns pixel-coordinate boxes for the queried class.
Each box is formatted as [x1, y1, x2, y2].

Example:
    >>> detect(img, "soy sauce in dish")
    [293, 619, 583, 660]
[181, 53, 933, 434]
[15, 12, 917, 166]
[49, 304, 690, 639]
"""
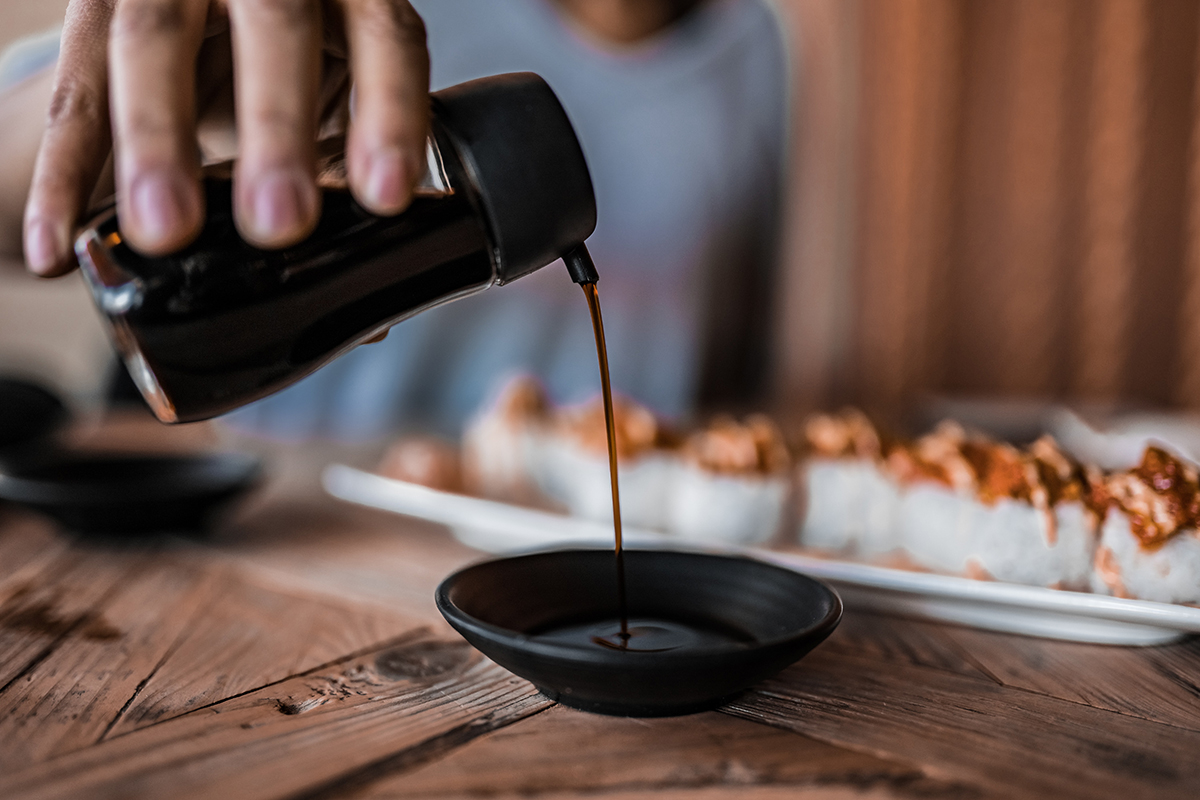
[535, 616, 755, 653]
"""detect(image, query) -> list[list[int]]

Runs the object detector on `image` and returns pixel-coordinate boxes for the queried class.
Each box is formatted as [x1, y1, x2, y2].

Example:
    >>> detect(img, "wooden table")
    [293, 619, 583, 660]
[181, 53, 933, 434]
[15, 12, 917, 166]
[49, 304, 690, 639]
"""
[2, 415, 1199, 799]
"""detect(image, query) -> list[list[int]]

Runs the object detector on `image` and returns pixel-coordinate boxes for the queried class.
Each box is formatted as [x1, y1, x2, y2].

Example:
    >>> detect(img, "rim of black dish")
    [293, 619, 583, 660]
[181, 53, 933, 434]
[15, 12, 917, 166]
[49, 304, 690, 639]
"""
[435, 549, 844, 661]
[0, 453, 261, 504]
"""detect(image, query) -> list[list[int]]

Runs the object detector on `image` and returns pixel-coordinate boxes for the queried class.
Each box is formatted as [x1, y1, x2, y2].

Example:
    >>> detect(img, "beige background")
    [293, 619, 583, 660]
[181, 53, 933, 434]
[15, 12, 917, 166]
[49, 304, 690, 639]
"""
[0, 0, 112, 407]
[771, 0, 1200, 419]
[14, 0, 1197, 424]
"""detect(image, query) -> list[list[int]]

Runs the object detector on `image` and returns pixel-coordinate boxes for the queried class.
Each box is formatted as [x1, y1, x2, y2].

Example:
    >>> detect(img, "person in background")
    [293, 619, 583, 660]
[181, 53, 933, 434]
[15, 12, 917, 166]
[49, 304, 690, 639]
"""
[0, 0, 787, 438]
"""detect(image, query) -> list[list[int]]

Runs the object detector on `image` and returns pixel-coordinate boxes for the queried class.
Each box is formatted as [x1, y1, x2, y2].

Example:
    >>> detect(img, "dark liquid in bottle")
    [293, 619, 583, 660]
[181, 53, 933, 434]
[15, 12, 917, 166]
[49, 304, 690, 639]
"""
[78, 127, 494, 423]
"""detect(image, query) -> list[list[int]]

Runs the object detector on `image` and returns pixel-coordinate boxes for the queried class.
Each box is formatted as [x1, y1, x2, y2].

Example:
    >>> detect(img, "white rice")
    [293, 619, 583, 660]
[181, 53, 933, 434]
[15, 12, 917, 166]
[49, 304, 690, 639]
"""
[1091, 509, 1200, 604]
[899, 485, 1096, 588]
[799, 458, 901, 556]
[898, 483, 974, 574]
[665, 464, 790, 545]
[530, 436, 676, 531]
[461, 410, 541, 502]
[962, 500, 1095, 589]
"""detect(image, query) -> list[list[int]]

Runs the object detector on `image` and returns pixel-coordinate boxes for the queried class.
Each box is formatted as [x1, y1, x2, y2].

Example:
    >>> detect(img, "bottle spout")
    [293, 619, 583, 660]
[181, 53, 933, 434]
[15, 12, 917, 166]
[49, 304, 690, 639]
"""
[564, 243, 599, 285]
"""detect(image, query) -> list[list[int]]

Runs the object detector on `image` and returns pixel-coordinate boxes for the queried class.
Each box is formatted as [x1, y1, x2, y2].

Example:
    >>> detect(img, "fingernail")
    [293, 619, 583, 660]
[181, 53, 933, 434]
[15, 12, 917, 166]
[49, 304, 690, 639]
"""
[249, 171, 311, 243]
[24, 219, 62, 275]
[364, 149, 415, 214]
[130, 172, 187, 249]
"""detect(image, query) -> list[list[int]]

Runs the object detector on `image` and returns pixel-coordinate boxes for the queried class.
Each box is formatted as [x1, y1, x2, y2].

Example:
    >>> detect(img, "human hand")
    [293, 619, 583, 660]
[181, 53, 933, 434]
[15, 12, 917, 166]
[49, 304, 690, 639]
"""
[23, 0, 430, 276]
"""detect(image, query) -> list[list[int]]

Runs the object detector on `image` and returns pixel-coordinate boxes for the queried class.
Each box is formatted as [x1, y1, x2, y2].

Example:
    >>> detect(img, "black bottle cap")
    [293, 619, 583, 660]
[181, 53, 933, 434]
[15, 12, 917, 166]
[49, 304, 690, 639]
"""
[433, 73, 598, 285]
[563, 243, 599, 285]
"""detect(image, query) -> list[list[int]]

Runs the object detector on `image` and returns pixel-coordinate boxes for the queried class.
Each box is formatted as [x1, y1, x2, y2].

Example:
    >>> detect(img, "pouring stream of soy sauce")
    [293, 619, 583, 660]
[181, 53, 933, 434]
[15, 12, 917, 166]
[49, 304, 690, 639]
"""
[582, 281, 629, 649]
[564, 244, 629, 650]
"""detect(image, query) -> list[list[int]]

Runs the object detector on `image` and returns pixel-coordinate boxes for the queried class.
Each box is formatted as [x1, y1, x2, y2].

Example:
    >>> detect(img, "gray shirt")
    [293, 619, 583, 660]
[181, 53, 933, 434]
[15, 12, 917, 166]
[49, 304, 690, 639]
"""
[4, 1, 788, 439]
[232, 0, 788, 439]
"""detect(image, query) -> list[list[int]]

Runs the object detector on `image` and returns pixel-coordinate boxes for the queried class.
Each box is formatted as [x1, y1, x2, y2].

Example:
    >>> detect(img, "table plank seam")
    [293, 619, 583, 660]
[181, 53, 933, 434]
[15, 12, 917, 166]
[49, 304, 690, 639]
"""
[961, 661, 1200, 735]
[925, 626, 1007, 688]
[286, 700, 556, 800]
[95, 566, 242, 743]
[97, 625, 440, 742]
[98, 619, 194, 744]
[0, 555, 146, 699]
[739, 651, 1200, 736]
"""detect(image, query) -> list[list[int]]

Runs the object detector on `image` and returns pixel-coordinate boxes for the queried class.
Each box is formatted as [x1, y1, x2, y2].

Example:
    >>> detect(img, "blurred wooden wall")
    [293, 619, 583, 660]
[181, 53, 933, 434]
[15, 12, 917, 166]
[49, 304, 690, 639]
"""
[771, 0, 1200, 415]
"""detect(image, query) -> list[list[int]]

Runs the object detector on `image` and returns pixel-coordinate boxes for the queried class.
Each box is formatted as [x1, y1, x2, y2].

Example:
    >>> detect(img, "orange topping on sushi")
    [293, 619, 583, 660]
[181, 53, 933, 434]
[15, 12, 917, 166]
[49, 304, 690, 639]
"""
[886, 421, 976, 491]
[804, 409, 884, 459]
[886, 425, 1089, 516]
[379, 436, 462, 492]
[555, 394, 675, 460]
[492, 375, 550, 422]
[1029, 436, 1088, 507]
[685, 415, 790, 475]
[1093, 546, 1129, 598]
[1105, 446, 1200, 548]
[960, 440, 1036, 505]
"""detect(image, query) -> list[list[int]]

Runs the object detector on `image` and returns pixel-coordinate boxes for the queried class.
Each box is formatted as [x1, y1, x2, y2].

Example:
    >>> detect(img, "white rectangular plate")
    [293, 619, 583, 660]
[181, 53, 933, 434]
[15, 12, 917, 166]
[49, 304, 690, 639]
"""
[323, 464, 1200, 646]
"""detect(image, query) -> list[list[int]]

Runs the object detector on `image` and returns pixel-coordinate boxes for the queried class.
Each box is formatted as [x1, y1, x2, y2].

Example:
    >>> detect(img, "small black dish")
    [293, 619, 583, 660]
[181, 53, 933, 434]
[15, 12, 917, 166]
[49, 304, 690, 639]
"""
[0, 452, 262, 535]
[0, 378, 68, 454]
[436, 549, 842, 717]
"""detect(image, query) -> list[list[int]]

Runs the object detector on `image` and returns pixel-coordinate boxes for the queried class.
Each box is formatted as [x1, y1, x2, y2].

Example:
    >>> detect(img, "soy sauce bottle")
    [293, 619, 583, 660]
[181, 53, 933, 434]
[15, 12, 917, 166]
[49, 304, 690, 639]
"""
[76, 73, 597, 423]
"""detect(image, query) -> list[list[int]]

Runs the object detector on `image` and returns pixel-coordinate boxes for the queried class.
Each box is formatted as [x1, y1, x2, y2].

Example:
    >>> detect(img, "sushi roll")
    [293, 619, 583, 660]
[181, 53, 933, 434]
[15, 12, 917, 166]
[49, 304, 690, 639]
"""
[379, 436, 462, 493]
[959, 436, 1098, 589]
[894, 425, 1098, 589]
[665, 414, 792, 545]
[461, 374, 551, 503]
[1091, 446, 1200, 604]
[797, 409, 902, 557]
[531, 393, 679, 530]
[889, 421, 978, 573]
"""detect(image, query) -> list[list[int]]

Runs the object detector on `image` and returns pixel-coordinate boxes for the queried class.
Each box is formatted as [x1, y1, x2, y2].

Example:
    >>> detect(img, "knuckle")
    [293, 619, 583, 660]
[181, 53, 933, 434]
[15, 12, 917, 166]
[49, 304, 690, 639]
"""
[348, 0, 426, 45]
[239, 0, 315, 28]
[245, 106, 307, 145]
[110, 0, 187, 41]
[64, 0, 118, 37]
[46, 77, 105, 130]
[122, 109, 175, 144]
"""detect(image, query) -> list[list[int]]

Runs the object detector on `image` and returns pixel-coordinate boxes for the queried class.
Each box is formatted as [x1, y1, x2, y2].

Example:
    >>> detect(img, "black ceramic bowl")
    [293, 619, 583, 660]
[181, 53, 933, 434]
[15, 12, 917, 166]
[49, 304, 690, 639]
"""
[0, 452, 261, 534]
[436, 549, 842, 717]
[0, 378, 68, 453]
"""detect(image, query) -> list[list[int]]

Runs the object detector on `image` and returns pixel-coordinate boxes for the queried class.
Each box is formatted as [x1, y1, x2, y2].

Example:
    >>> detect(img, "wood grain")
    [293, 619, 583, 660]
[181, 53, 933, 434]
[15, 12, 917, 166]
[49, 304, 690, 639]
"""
[770, 0, 860, 413]
[1177, 0, 1200, 406]
[819, 610, 995, 683]
[1074, 0, 1145, 400]
[938, 624, 1200, 732]
[0, 544, 144, 696]
[106, 560, 427, 737]
[368, 787, 974, 800]
[0, 557, 219, 766]
[724, 647, 1200, 800]
[206, 497, 478, 618]
[362, 703, 982, 800]
[0, 512, 68, 594]
[1128, 0, 1199, 406]
[4, 635, 551, 800]
[7, 418, 1200, 800]
[853, 0, 961, 411]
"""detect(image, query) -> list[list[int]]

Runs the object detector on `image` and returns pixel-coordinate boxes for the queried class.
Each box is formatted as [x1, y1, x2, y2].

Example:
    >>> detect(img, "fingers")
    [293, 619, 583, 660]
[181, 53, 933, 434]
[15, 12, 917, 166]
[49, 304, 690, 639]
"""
[226, 0, 323, 247]
[338, 0, 428, 215]
[23, 0, 117, 276]
[0, 69, 55, 264]
[109, 0, 209, 255]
